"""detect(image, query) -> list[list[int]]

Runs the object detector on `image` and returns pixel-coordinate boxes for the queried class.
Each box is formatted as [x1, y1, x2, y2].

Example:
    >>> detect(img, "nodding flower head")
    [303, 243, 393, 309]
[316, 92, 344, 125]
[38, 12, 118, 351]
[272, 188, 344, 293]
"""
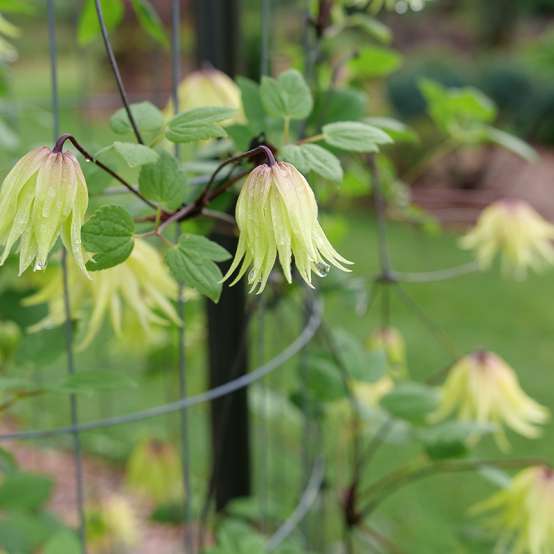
[223, 162, 353, 294]
[165, 68, 243, 123]
[0, 146, 88, 276]
[461, 199, 554, 279]
[24, 239, 180, 350]
[473, 465, 554, 554]
[367, 326, 407, 377]
[431, 351, 549, 450]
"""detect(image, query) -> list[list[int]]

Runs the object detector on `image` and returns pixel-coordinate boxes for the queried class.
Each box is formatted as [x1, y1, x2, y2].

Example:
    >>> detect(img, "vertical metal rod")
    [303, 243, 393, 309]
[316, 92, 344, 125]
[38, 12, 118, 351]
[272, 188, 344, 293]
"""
[47, 0, 87, 550]
[170, 2, 193, 552]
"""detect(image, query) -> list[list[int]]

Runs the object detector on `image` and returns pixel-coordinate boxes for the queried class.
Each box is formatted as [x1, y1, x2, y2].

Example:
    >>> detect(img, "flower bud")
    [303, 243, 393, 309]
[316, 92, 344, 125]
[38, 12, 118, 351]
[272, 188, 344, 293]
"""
[431, 351, 549, 449]
[126, 439, 183, 504]
[0, 147, 88, 276]
[24, 239, 180, 350]
[223, 162, 353, 293]
[0, 320, 20, 365]
[165, 68, 244, 123]
[367, 326, 407, 377]
[86, 495, 139, 552]
[461, 199, 554, 279]
[473, 465, 554, 553]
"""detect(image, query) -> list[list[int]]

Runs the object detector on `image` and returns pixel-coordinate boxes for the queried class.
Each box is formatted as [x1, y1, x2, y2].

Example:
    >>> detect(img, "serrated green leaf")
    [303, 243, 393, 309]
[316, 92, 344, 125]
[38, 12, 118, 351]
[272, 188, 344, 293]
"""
[81, 205, 135, 271]
[77, 0, 124, 46]
[323, 121, 393, 152]
[309, 88, 367, 126]
[166, 107, 235, 143]
[281, 143, 343, 181]
[260, 69, 313, 120]
[0, 473, 52, 511]
[236, 76, 265, 134]
[165, 235, 230, 302]
[139, 150, 187, 210]
[43, 531, 81, 554]
[130, 0, 168, 47]
[111, 141, 159, 168]
[380, 382, 439, 423]
[110, 101, 165, 145]
[349, 46, 402, 79]
[53, 370, 137, 395]
[365, 117, 418, 143]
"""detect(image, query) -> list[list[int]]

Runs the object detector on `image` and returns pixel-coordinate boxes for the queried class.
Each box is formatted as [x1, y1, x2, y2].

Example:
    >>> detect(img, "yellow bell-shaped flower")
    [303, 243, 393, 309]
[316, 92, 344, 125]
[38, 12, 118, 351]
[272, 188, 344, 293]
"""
[223, 162, 352, 293]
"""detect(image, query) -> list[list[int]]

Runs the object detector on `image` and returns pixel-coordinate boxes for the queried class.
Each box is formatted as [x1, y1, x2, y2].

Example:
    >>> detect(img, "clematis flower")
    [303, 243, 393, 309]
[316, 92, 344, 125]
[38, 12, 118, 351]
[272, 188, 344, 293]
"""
[86, 495, 139, 552]
[460, 199, 554, 279]
[24, 239, 180, 350]
[0, 146, 88, 276]
[126, 439, 183, 503]
[431, 351, 549, 449]
[223, 162, 352, 293]
[473, 465, 554, 554]
[165, 68, 244, 123]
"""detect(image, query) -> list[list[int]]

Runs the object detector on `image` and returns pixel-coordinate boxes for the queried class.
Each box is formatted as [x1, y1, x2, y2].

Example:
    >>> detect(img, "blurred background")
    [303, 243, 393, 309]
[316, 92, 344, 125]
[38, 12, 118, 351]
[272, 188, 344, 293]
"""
[0, 1, 553, 553]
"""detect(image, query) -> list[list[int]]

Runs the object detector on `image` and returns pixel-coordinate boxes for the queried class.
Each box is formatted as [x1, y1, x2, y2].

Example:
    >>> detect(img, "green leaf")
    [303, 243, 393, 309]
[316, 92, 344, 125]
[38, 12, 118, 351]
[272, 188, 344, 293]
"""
[139, 150, 187, 210]
[365, 117, 418, 143]
[260, 69, 313, 120]
[111, 142, 159, 168]
[110, 101, 165, 145]
[349, 46, 402, 79]
[166, 107, 235, 143]
[483, 127, 538, 162]
[310, 88, 367, 126]
[43, 531, 81, 554]
[419, 421, 495, 460]
[16, 325, 66, 366]
[77, 0, 124, 46]
[236, 77, 265, 134]
[281, 144, 343, 181]
[0, 472, 52, 511]
[165, 234, 231, 302]
[226, 124, 254, 152]
[130, 0, 168, 47]
[81, 205, 135, 271]
[380, 382, 439, 423]
[53, 370, 137, 395]
[305, 354, 347, 403]
[323, 121, 392, 152]
[0, 0, 36, 13]
[345, 13, 391, 43]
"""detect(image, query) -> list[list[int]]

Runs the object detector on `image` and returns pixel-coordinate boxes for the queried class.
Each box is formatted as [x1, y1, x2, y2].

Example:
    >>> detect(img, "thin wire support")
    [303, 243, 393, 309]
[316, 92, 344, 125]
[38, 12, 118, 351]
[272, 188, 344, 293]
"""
[0, 298, 322, 442]
[170, 1, 194, 551]
[266, 457, 325, 551]
[47, 0, 87, 550]
[392, 261, 480, 283]
[93, 0, 144, 144]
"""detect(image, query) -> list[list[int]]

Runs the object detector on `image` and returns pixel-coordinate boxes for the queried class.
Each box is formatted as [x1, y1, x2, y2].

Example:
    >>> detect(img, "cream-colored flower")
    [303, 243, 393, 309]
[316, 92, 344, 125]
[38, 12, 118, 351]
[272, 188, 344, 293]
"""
[431, 351, 549, 449]
[86, 495, 139, 552]
[461, 200, 554, 278]
[352, 377, 394, 406]
[0, 146, 88, 276]
[24, 239, 180, 350]
[165, 68, 244, 123]
[473, 465, 554, 554]
[126, 438, 183, 504]
[223, 162, 352, 293]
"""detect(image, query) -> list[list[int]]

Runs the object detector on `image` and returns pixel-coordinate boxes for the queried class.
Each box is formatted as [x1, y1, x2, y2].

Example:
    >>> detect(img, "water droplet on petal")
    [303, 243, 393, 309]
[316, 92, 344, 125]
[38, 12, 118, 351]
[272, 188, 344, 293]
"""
[33, 261, 46, 271]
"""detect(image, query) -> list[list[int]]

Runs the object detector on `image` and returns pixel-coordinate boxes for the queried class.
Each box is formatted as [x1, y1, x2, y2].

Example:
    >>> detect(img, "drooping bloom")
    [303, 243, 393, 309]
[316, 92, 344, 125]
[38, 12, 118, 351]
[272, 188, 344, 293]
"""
[126, 439, 183, 504]
[86, 495, 139, 552]
[223, 162, 352, 293]
[367, 326, 407, 378]
[473, 465, 554, 554]
[165, 68, 244, 123]
[460, 200, 554, 279]
[24, 239, 180, 350]
[431, 351, 549, 449]
[0, 146, 89, 275]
